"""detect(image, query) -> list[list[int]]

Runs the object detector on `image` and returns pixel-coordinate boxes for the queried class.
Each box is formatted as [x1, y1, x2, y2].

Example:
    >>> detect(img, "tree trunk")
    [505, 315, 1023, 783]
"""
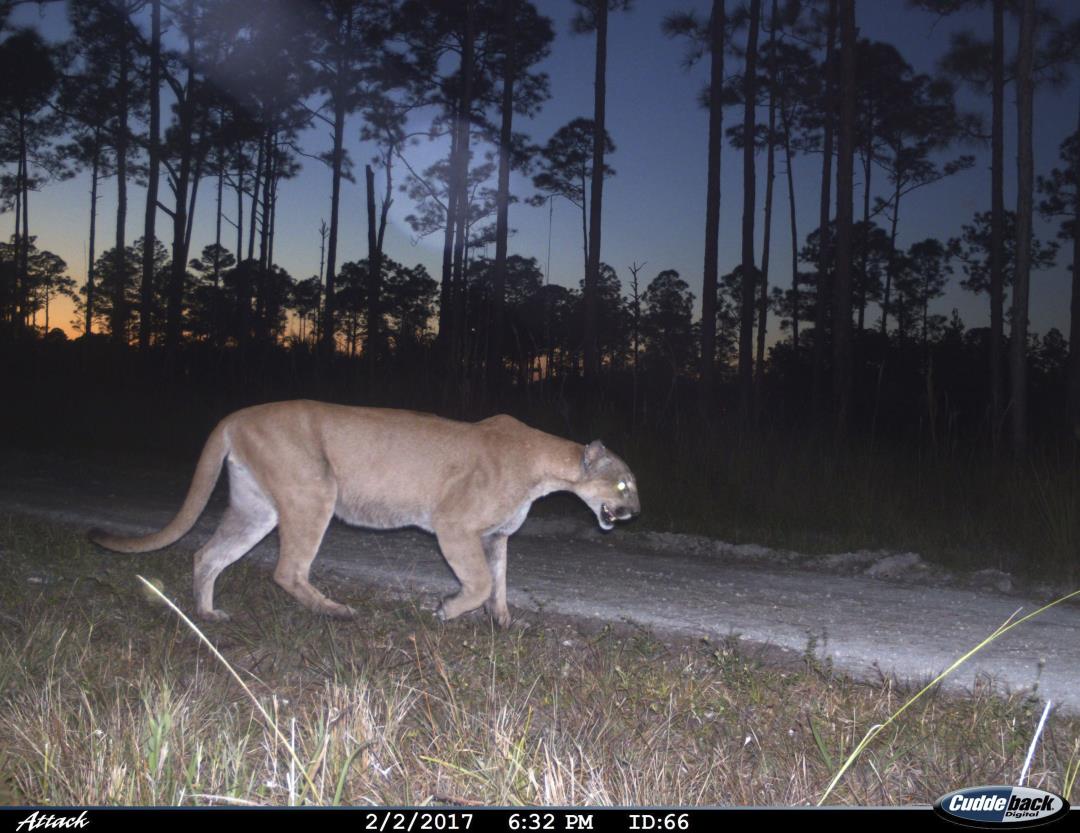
[452, 178, 469, 371]
[320, 12, 349, 358]
[20, 140, 29, 327]
[450, 2, 475, 374]
[811, 0, 838, 421]
[858, 144, 871, 333]
[11, 133, 21, 327]
[166, 139, 191, 354]
[700, 0, 725, 408]
[375, 154, 393, 356]
[17, 112, 29, 329]
[990, 0, 1006, 445]
[489, 0, 517, 389]
[1069, 99, 1080, 430]
[1010, 0, 1035, 454]
[755, 0, 777, 401]
[880, 176, 900, 335]
[112, 33, 130, 345]
[366, 163, 382, 368]
[755, 142, 773, 393]
[580, 168, 589, 278]
[738, 0, 761, 422]
[438, 117, 459, 351]
[259, 132, 274, 272]
[264, 140, 274, 273]
[253, 141, 272, 346]
[85, 141, 100, 336]
[629, 261, 643, 423]
[237, 173, 251, 355]
[140, 0, 160, 352]
[235, 151, 245, 264]
[922, 273, 930, 358]
[584, 0, 609, 380]
[378, 151, 392, 255]
[165, 27, 197, 359]
[783, 124, 799, 351]
[318, 219, 327, 283]
[185, 151, 203, 256]
[248, 133, 264, 262]
[832, 0, 856, 436]
[212, 138, 224, 294]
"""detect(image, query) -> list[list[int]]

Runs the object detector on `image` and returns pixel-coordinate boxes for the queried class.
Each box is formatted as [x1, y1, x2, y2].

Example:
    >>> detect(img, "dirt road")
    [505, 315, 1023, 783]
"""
[3, 452, 1078, 712]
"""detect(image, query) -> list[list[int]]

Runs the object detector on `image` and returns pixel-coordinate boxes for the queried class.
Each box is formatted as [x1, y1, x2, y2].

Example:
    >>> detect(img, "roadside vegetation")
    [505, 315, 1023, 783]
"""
[1, 515, 1077, 806]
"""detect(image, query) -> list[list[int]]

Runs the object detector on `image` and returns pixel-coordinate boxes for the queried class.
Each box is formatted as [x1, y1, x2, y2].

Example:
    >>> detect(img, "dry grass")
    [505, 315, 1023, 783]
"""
[0, 514, 1077, 807]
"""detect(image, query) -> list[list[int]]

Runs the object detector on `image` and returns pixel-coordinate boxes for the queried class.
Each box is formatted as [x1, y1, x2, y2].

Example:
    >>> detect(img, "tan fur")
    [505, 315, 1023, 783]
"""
[89, 400, 640, 625]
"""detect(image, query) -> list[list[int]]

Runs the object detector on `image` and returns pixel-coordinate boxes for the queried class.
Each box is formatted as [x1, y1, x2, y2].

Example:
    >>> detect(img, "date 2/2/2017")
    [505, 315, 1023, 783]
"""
[364, 812, 474, 831]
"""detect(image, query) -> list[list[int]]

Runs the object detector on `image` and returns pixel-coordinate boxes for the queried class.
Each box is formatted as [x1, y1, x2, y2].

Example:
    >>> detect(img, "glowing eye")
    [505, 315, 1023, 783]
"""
[617, 481, 627, 492]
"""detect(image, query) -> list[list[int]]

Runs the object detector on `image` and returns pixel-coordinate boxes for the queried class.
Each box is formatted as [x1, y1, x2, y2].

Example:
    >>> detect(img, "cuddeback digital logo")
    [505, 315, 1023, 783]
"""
[934, 785, 1070, 828]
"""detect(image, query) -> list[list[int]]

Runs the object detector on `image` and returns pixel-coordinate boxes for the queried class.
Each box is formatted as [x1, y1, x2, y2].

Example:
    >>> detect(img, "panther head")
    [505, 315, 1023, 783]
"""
[575, 440, 641, 531]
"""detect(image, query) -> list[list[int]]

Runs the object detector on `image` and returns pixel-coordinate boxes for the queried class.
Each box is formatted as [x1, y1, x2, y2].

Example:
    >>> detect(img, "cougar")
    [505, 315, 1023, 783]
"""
[90, 400, 640, 626]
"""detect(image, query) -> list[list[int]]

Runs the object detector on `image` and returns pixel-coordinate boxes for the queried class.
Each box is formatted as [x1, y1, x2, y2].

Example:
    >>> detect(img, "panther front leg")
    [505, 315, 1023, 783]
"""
[433, 526, 493, 621]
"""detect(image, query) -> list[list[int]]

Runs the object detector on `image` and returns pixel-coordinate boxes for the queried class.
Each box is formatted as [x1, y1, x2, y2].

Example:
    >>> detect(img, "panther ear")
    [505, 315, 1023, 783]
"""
[582, 440, 606, 473]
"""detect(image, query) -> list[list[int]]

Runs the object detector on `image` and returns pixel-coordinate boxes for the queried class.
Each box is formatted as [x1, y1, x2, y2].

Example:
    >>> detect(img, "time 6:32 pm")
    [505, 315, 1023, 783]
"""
[507, 813, 594, 830]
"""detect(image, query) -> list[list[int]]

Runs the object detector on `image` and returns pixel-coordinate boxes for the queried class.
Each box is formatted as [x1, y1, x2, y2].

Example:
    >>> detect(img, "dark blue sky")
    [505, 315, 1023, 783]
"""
[6, 0, 1080, 340]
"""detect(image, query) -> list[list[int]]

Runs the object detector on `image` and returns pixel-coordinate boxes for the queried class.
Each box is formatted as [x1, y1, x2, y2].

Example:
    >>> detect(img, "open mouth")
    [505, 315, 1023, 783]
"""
[600, 504, 616, 528]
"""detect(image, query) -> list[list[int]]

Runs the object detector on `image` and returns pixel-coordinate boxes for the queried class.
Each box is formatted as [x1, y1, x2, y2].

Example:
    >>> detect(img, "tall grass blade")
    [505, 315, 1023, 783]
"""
[135, 574, 323, 803]
[818, 588, 1080, 805]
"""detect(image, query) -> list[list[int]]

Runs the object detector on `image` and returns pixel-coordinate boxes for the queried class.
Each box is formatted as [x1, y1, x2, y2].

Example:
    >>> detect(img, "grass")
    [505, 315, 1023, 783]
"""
[1, 514, 1079, 807]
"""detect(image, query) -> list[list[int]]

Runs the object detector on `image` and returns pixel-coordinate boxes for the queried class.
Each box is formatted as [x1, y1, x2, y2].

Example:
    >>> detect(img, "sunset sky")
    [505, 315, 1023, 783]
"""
[6, 0, 1080, 343]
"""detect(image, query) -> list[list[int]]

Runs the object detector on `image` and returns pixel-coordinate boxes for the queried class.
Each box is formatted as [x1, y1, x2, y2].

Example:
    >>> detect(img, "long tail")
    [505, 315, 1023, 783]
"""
[89, 421, 230, 553]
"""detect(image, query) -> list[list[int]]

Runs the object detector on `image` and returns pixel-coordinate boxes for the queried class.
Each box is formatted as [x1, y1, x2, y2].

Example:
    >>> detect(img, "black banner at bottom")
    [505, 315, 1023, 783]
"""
[4, 806, 1077, 833]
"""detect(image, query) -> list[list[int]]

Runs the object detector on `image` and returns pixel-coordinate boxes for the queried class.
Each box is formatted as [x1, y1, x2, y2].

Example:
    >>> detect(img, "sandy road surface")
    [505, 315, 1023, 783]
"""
[2, 452, 1078, 711]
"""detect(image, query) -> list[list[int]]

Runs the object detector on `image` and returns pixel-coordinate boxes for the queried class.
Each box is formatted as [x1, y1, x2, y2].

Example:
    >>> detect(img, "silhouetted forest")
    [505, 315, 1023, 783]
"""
[5, 0, 1080, 574]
